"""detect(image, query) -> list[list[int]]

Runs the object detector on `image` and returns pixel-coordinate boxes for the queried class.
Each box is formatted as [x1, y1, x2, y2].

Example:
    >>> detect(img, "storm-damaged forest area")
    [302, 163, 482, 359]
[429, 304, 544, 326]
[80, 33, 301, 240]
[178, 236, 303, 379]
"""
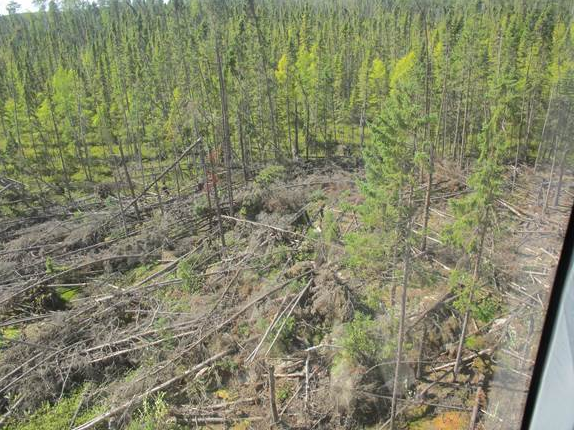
[0, 0, 573, 429]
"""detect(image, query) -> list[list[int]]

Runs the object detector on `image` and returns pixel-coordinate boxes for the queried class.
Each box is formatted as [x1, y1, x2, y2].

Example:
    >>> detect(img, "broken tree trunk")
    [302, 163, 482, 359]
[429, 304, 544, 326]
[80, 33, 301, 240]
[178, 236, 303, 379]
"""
[468, 374, 486, 430]
[268, 365, 280, 425]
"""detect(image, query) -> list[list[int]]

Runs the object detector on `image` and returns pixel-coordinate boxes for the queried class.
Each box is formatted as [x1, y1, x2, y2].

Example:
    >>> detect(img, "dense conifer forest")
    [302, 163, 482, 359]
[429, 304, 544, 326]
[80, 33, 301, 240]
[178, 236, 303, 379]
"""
[0, 0, 572, 429]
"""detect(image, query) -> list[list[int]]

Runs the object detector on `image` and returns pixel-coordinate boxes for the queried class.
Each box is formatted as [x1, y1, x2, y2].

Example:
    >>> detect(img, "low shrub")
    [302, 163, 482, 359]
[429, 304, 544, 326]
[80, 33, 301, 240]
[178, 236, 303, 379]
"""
[254, 165, 286, 188]
[340, 312, 383, 365]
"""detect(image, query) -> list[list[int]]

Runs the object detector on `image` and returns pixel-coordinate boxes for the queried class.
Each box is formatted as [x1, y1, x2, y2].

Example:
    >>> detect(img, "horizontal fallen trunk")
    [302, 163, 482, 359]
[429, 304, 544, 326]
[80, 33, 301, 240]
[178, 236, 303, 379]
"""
[71, 347, 235, 430]
[173, 415, 264, 424]
[431, 348, 492, 372]
[171, 397, 258, 418]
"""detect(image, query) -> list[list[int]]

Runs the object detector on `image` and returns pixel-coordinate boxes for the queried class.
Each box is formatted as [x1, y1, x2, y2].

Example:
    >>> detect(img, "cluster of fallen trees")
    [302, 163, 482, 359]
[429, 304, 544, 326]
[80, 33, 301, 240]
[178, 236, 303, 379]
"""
[0, 157, 569, 429]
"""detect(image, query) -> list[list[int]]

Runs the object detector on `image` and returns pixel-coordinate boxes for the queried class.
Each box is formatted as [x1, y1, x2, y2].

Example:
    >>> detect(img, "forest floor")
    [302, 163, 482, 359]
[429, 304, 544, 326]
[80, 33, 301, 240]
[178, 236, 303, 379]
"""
[0, 157, 571, 429]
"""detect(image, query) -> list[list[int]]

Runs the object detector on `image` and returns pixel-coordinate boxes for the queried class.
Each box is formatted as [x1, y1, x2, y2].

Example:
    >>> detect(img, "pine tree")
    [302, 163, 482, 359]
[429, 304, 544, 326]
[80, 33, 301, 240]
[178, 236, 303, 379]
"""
[349, 50, 425, 429]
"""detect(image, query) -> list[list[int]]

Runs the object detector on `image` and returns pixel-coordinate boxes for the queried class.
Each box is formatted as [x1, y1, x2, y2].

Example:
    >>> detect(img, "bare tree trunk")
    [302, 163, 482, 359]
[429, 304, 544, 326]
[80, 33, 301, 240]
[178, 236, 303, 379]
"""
[496, 28, 503, 78]
[8, 65, 26, 164]
[390, 244, 399, 307]
[287, 95, 294, 159]
[454, 209, 488, 378]
[437, 42, 451, 159]
[332, 90, 338, 145]
[115, 134, 140, 220]
[416, 324, 427, 380]
[452, 94, 462, 159]
[247, 0, 280, 161]
[48, 96, 73, 201]
[153, 174, 164, 215]
[209, 156, 226, 251]
[459, 72, 471, 169]
[421, 15, 434, 252]
[172, 144, 183, 198]
[304, 95, 311, 160]
[268, 365, 279, 425]
[113, 168, 128, 237]
[215, 36, 234, 217]
[512, 48, 532, 191]
[359, 76, 368, 149]
[420, 149, 433, 253]
[442, 90, 449, 158]
[524, 93, 535, 155]
[553, 144, 568, 207]
[294, 99, 300, 158]
[542, 137, 558, 215]
[199, 141, 212, 219]
[534, 85, 555, 173]
[237, 107, 249, 184]
[390, 229, 412, 430]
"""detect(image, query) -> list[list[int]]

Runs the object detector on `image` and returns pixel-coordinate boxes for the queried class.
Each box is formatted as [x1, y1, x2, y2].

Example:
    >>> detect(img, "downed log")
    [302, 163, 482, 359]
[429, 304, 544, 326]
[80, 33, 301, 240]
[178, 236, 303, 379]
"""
[431, 348, 492, 372]
[173, 416, 264, 425]
[221, 214, 309, 240]
[379, 368, 453, 429]
[71, 347, 235, 430]
[187, 270, 314, 351]
[496, 198, 532, 220]
[173, 397, 257, 413]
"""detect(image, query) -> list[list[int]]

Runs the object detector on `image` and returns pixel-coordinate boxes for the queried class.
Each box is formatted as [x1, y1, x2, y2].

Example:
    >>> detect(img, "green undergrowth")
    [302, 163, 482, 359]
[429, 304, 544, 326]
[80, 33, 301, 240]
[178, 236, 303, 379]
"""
[44, 256, 68, 274]
[126, 393, 182, 430]
[339, 312, 387, 365]
[5, 386, 105, 430]
[176, 254, 203, 293]
[124, 262, 160, 285]
[56, 286, 79, 303]
[254, 165, 286, 188]
[0, 327, 21, 348]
